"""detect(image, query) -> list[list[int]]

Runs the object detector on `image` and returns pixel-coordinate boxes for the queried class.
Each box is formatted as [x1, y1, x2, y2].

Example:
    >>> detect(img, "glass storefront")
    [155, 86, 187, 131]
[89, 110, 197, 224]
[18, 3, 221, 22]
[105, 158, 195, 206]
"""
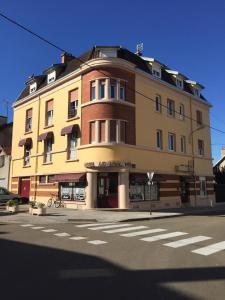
[59, 182, 86, 201]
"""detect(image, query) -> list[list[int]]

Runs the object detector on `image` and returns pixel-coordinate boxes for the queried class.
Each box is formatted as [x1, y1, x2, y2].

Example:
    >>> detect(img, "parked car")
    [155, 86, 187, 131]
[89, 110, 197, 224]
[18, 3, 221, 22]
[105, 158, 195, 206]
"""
[0, 187, 28, 205]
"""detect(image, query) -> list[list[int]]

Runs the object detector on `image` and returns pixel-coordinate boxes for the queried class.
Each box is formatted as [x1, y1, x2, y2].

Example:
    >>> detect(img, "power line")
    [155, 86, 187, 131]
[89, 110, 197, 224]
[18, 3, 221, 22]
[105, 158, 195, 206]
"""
[1, 11, 225, 136]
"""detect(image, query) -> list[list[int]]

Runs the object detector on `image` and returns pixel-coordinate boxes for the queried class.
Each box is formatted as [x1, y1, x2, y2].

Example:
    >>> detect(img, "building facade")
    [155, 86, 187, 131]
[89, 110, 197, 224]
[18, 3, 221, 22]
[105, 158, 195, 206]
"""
[0, 116, 12, 189]
[10, 46, 214, 209]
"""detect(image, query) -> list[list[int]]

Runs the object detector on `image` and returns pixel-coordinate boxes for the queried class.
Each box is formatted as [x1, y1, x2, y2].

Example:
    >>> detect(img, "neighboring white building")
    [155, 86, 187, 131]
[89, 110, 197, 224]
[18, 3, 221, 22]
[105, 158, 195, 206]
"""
[0, 116, 12, 189]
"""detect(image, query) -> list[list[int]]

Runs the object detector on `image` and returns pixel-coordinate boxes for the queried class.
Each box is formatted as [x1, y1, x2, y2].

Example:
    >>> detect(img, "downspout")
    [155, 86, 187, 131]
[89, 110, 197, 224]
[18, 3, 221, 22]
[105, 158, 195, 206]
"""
[189, 96, 197, 207]
[34, 95, 41, 201]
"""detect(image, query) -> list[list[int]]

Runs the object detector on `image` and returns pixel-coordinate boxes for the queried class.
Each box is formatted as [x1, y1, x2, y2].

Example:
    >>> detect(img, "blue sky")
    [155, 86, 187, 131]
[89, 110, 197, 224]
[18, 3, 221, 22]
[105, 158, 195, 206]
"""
[0, 0, 225, 163]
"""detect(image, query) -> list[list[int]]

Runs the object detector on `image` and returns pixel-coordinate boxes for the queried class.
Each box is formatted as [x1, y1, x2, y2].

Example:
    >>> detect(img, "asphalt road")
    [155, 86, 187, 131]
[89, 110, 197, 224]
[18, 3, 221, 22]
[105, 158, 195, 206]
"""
[1, 214, 225, 300]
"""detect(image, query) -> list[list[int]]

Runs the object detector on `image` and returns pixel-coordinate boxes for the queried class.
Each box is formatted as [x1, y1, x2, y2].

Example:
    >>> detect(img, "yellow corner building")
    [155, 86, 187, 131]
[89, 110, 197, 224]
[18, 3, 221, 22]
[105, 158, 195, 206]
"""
[10, 46, 215, 209]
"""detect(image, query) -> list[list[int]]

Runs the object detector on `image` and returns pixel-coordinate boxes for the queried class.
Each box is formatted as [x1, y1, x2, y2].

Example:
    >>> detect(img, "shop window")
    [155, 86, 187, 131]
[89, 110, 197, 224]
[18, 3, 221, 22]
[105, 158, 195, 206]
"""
[25, 108, 32, 132]
[39, 175, 46, 183]
[129, 181, 159, 201]
[60, 182, 86, 201]
[68, 89, 78, 118]
[47, 175, 55, 183]
[46, 100, 54, 126]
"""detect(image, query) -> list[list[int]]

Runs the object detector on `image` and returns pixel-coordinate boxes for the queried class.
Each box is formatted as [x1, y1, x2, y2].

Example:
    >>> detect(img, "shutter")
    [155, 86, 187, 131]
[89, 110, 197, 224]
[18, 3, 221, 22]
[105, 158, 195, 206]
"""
[70, 89, 78, 102]
[47, 100, 53, 111]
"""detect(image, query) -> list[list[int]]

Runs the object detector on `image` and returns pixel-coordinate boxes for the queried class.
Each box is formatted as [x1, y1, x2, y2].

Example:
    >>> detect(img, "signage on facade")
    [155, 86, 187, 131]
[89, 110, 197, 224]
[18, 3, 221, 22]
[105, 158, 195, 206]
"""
[84, 161, 136, 169]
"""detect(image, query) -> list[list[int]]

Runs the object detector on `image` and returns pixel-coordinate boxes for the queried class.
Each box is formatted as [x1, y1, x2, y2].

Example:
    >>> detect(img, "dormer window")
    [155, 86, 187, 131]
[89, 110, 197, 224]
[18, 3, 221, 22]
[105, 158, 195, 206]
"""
[152, 65, 161, 78]
[194, 88, 200, 97]
[97, 49, 117, 58]
[30, 82, 37, 94]
[176, 78, 183, 89]
[47, 71, 56, 84]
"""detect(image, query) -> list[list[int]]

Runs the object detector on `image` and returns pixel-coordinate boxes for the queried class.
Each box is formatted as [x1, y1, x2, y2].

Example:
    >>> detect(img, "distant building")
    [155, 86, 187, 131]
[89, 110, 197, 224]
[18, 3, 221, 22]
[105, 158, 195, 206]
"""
[11, 46, 214, 209]
[213, 148, 225, 172]
[0, 116, 12, 189]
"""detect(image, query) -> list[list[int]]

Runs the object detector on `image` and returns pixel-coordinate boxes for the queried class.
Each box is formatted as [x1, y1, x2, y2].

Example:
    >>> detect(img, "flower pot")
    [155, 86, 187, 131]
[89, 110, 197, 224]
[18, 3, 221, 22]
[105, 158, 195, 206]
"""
[32, 207, 46, 216]
[6, 205, 19, 213]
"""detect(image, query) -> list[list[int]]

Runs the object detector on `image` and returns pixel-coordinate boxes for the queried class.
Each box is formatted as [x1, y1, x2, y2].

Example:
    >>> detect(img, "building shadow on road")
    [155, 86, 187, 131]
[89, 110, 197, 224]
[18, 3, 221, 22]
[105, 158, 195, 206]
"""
[0, 237, 225, 300]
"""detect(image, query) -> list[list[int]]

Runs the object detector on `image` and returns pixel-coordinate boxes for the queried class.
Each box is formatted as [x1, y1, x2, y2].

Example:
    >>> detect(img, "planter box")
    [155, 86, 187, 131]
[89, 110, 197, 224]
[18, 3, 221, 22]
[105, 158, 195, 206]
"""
[6, 205, 19, 213]
[32, 207, 46, 216]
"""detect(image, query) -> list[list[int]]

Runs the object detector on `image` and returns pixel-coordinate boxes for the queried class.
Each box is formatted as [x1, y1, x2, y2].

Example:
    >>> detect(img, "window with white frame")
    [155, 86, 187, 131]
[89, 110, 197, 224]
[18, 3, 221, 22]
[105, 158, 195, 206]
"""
[25, 108, 32, 132]
[155, 95, 162, 112]
[156, 130, 163, 150]
[47, 71, 56, 84]
[176, 78, 183, 89]
[44, 138, 53, 163]
[119, 82, 125, 100]
[168, 133, 176, 151]
[180, 136, 186, 153]
[30, 82, 37, 94]
[179, 104, 185, 120]
[90, 81, 96, 100]
[90, 122, 96, 144]
[46, 100, 53, 126]
[68, 131, 77, 160]
[99, 79, 106, 99]
[97, 49, 117, 58]
[167, 99, 175, 117]
[68, 89, 79, 118]
[152, 65, 161, 78]
[24, 144, 31, 166]
[199, 176, 207, 197]
[110, 79, 116, 99]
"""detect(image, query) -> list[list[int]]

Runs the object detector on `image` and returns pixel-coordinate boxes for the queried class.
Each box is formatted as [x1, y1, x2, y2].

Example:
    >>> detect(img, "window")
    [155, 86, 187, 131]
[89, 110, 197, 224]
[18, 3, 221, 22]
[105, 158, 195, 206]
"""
[198, 139, 204, 156]
[39, 175, 46, 183]
[167, 99, 175, 117]
[110, 79, 116, 99]
[109, 120, 117, 142]
[68, 89, 78, 118]
[156, 130, 163, 150]
[176, 78, 183, 89]
[68, 132, 77, 160]
[90, 122, 96, 144]
[196, 110, 203, 125]
[99, 121, 106, 143]
[119, 83, 125, 100]
[152, 69, 161, 78]
[155, 95, 161, 112]
[194, 88, 200, 97]
[24, 144, 31, 166]
[47, 71, 56, 84]
[47, 175, 55, 183]
[168, 133, 176, 151]
[179, 104, 185, 120]
[0, 156, 5, 168]
[200, 177, 207, 197]
[25, 109, 32, 132]
[97, 49, 117, 58]
[44, 138, 53, 163]
[120, 121, 127, 143]
[130, 179, 159, 201]
[46, 100, 53, 126]
[99, 79, 106, 99]
[30, 82, 37, 94]
[90, 81, 96, 100]
[181, 136, 186, 153]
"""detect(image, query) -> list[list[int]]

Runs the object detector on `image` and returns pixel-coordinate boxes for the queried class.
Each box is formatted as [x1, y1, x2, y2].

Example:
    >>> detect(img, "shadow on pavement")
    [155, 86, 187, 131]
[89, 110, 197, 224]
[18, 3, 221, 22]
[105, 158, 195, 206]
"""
[0, 238, 225, 300]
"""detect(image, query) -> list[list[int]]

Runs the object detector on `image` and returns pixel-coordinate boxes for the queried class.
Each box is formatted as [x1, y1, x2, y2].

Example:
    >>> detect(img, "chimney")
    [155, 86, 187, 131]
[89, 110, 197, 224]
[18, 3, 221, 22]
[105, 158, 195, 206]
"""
[0, 116, 7, 126]
[61, 52, 74, 64]
[221, 147, 225, 158]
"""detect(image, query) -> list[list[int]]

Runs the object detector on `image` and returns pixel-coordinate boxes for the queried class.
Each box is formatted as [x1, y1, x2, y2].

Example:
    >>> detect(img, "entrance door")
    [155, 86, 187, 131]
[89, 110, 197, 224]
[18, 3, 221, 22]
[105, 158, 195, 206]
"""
[19, 178, 30, 200]
[180, 178, 190, 204]
[97, 173, 118, 208]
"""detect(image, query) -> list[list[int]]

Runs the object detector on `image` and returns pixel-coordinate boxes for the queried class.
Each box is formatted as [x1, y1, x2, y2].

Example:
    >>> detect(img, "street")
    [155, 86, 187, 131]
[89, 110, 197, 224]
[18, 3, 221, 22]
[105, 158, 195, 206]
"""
[1, 213, 225, 299]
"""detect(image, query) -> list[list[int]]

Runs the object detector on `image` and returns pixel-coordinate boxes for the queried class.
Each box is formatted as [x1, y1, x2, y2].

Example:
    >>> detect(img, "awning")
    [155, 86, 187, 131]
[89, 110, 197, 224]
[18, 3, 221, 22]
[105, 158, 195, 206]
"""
[38, 131, 54, 141]
[18, 138, 32, 147]
[61, 124, 80, 136]
[54, 173, 86, 182]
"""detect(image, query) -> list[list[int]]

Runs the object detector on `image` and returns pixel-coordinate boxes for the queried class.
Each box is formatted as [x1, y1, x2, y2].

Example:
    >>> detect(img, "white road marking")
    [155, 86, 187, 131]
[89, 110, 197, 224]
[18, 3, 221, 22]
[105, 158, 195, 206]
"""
[76, 223, 115, 228]
[87, 240, 108, 245]
[103, 226, 148, 234]
[192, 241, 225, 256]
[54, 232, 71, 237]
[89, 224, 131, 230]
[30, 226, 45, 230]
[69, 236, 87, 240]
[121, 228, 167, 237]
[141, 232, 188, 242]
[164, 236, 212, 248]
[20, 224, 33, 227]
[42, 229, 57, 233]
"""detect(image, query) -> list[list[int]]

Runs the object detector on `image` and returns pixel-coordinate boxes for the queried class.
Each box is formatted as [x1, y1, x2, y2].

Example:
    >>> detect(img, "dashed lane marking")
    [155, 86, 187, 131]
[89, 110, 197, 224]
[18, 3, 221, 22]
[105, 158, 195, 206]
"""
[69, 236, 87, 240]
[192, 241, 225, 256]
[141, 232, 188, 242]
[89, 224, 132, 230]
[76, 223, 115, 228]
[42, 229, 58, 233]
[87, 240, 108, 245]
[164, 236, 212, 248]
[121, 228, 167, 237]
[54, 232, 71, 237]
[20, 224, 34, 227]
[30, 226, 45, 230]
[103, 225, 148, 234]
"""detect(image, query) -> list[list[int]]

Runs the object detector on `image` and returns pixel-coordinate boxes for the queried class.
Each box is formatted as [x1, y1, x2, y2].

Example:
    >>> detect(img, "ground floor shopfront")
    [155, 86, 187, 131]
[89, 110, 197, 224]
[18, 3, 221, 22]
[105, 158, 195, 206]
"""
[11, 169, 215, 209]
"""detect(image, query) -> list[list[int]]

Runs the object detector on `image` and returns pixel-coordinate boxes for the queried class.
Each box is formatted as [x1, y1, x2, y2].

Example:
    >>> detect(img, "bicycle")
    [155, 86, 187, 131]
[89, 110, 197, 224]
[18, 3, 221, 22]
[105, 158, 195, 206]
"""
[47, 194, 64, 208]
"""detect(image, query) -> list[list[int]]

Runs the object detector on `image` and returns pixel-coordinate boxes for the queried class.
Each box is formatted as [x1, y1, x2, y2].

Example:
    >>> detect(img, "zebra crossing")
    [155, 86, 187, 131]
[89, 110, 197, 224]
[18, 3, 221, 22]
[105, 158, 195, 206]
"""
[75, 222, 225, 257]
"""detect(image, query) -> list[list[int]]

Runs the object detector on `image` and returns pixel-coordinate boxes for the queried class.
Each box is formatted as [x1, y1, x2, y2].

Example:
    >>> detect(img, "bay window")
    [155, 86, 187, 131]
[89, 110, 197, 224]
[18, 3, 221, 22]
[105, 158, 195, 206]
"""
[99, 79, 106, 99]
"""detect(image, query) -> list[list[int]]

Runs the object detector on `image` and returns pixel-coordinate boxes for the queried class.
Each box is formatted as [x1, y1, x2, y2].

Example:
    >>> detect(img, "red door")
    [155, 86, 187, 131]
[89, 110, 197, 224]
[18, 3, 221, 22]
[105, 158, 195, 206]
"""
[97, 173, 118, 208]
[19, 178, 30, 199]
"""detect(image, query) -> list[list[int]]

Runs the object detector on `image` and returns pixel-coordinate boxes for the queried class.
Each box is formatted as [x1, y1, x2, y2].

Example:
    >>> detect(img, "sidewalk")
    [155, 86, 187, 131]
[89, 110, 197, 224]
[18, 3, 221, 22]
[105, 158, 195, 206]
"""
[1, 203, 225, 224]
